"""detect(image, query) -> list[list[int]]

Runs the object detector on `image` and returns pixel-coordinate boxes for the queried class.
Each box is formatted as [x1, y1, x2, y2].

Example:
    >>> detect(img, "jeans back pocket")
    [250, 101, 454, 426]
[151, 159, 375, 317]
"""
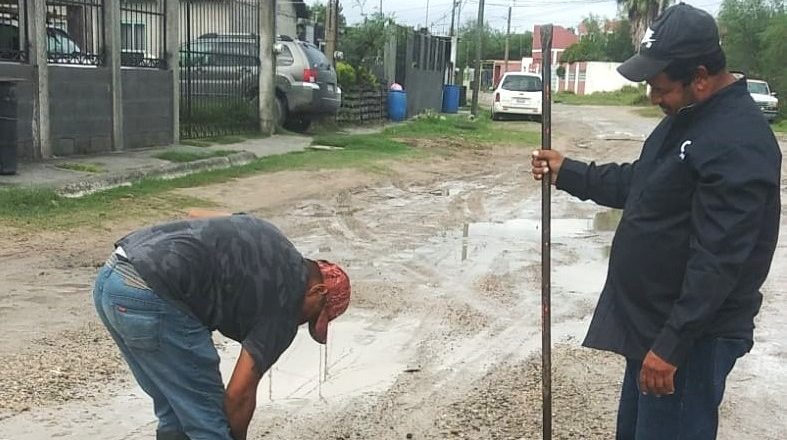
[112, 302, 163, 351]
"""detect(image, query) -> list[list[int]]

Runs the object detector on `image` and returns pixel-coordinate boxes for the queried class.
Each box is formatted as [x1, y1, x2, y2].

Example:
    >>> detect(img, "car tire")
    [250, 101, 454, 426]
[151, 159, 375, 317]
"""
[275, 95, 287, 129]
[285, 115, 312, 133]
[491, 112, 499, 121]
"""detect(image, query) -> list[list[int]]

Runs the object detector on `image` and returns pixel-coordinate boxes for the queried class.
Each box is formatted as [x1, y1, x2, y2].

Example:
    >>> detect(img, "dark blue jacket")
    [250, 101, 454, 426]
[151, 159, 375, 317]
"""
[557, 79, 782, 365]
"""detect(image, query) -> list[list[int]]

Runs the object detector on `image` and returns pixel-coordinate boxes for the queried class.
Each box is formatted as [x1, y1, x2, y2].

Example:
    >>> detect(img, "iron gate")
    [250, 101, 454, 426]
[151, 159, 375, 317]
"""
[179, 0, 260, 139]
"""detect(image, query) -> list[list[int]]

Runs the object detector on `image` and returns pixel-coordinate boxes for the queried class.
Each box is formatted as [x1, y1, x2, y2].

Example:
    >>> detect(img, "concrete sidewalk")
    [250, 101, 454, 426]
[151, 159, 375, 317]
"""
[0, 134, 313, 197]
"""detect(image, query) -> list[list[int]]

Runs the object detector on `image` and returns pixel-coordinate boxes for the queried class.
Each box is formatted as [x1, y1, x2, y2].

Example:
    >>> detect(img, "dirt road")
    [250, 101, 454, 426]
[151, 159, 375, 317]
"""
[1, 105, 785, 439]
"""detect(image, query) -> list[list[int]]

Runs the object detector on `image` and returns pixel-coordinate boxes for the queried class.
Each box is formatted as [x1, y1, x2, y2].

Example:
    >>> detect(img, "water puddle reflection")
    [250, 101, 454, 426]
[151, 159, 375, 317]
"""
[460, 211, 620, 262]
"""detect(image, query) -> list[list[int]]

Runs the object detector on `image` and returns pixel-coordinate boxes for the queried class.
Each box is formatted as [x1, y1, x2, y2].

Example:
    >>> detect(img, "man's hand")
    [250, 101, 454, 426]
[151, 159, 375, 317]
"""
[531, 150, 565, 184]
[225, 348, 263, 440]
[639, 350, 677, 396]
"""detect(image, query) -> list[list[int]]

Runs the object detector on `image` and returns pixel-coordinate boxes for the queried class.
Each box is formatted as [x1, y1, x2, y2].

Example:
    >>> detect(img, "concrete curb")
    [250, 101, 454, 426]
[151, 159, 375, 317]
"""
[57, 151, 257, 198]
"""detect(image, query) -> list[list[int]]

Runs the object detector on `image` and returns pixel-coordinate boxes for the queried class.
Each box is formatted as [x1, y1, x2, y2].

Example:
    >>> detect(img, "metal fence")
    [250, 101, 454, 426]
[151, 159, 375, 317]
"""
[120, 0, 166, 68]
[0, 0, 27, 62]
[46, 0, 104, 65]
[179, 0, 260, 139]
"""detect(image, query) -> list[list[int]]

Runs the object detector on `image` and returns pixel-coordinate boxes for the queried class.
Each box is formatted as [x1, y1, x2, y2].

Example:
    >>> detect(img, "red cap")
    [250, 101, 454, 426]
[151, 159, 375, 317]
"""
[309, 260, 351, 344]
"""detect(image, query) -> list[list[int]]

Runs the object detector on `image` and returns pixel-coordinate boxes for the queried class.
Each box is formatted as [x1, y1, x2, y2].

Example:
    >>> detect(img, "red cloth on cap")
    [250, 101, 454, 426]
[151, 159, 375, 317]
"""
[309, 260, 351, 344]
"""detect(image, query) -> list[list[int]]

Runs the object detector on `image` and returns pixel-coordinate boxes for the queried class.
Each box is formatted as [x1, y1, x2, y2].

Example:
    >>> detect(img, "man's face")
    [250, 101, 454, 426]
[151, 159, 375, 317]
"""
[647, 72, 696, 116]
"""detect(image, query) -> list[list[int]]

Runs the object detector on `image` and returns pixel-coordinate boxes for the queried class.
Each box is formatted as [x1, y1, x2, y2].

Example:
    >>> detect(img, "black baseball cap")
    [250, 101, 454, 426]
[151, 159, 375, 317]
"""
[618, 3, 721, 82]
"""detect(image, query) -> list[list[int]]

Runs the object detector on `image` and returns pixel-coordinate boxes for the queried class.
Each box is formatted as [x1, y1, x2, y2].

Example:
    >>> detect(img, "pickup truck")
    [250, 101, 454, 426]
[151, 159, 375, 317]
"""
[746, 78, 779, 122]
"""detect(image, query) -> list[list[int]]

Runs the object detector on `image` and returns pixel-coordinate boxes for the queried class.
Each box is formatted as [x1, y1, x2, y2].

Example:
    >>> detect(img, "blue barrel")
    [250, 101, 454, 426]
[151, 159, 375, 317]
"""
[388, 90, 407, 122]
[441, 84, 460, 113]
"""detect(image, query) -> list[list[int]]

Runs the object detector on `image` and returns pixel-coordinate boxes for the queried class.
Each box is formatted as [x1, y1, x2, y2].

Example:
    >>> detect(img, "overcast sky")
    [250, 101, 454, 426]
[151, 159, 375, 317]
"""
[333, 0, 724, 35]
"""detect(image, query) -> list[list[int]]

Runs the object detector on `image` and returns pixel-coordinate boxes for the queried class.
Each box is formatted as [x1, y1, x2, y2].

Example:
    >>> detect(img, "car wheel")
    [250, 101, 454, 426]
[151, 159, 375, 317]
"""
[491, 111, 499, 121]
[285, 115, 312, 133]
[274, 95, 287, 129]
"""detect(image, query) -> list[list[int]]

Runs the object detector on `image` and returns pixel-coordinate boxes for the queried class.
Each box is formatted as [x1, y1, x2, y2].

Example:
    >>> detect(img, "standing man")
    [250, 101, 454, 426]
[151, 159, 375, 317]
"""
[93, 210, 351, 440]
[532, 4, 780, 439]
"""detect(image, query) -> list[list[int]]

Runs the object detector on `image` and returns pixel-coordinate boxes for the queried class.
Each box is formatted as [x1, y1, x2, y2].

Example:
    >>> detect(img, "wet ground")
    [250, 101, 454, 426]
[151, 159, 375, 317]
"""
[0, 105, 785, 439]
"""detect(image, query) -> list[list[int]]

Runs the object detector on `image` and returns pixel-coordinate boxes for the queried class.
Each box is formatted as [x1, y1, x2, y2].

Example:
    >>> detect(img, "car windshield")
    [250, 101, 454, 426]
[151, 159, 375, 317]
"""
[501, 75, 542, 92]
[47, 28, 80, 54]
[747, 81, 770, 95]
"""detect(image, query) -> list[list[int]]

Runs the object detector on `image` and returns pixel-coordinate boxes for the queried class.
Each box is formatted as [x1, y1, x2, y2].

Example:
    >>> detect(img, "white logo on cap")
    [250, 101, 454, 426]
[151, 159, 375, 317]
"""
[641, 28, 656, 48]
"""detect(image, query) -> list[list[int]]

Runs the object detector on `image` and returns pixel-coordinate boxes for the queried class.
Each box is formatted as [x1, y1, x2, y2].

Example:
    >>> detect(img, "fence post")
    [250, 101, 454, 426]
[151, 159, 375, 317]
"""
[104, 0, 124, 151]
[28, 0, 50, 159]
[166, 0, 180, 144]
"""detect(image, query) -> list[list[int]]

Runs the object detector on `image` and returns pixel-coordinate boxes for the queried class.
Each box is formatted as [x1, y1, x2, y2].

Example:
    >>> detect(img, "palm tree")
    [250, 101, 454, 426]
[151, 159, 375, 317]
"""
[617, 0, 674, 50]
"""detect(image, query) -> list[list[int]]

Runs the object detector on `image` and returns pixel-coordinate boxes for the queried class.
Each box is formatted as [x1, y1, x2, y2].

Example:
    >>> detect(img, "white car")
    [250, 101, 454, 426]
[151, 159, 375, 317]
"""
[490, 72, 543, 122]
[746, 79, 779, 122]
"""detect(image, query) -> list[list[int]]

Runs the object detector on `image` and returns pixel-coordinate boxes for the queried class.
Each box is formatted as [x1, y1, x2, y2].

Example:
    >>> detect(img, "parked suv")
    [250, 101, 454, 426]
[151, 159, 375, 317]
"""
[746, 78, 779, 122]
[180, 33, 340, 131]
[1, 17, 81, 61]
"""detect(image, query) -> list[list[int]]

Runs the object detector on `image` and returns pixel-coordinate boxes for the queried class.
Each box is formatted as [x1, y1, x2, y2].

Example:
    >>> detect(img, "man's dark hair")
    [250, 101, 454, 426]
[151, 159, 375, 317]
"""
[663, 50, 727, 85]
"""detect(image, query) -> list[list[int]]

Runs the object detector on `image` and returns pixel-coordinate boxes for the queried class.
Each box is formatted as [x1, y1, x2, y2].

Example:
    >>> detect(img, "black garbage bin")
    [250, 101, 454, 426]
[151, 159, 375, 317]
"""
[0, 80, 18, 175]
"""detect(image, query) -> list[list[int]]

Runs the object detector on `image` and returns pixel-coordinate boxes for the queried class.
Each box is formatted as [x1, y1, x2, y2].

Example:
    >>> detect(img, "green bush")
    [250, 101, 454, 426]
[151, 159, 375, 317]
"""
[554, 84, 649, 106]
[336, 62, 357, 90]
[355, 65, 379, 88]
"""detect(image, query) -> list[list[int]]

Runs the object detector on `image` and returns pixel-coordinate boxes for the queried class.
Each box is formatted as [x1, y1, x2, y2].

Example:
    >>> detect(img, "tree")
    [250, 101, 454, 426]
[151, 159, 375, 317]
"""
[456, 20, 532, 68]
[561, 16, 634, 63]
[616, 0, 674, 50]
[338, 14, 395, 68]
[606, 19, 635, 61]
[718, 0, 778, 76]
[307, 2, 347, 29]
[720, 0, 787, 118]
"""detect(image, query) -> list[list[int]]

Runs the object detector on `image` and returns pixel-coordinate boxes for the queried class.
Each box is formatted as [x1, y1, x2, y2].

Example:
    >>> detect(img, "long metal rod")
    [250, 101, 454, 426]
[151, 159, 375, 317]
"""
[540, 23, 553, 440]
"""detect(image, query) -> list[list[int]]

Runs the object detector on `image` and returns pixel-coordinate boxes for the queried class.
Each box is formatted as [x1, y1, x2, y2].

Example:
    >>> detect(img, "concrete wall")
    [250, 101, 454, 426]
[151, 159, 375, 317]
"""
[0, 63, 34, 159]
[585, 62, 638, 94]
[48, 66, 113, 156]
[276, 0, 298, 38]
[122, 68, 174, 149]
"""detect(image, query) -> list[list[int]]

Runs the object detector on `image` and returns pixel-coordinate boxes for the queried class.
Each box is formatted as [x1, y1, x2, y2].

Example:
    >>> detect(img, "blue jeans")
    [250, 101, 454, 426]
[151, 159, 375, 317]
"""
[616, 337, 751, 440]
[93, 260, 234, 440]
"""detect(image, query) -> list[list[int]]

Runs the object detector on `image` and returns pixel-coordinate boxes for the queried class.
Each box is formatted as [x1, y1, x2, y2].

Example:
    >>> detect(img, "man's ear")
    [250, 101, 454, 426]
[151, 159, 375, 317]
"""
[692, 66, 711, 93]
[307, 283, 327, 298]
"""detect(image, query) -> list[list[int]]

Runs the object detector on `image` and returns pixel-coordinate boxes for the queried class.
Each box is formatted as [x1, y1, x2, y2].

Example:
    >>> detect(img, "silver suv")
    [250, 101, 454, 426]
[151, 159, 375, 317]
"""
[180, 33, 340, 131]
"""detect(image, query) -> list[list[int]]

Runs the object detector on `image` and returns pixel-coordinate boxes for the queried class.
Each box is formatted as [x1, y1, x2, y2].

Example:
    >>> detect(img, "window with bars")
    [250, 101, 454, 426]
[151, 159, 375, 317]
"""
[45, 0, 104, 65]
[0, 0, 27, 62]
[120, 0, 166, 68]
[121, 22, 145, 52]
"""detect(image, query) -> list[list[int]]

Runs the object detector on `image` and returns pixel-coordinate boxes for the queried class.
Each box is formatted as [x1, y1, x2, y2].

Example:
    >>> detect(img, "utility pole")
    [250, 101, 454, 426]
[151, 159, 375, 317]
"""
[259, 0, 276, 135]
[504, 5, 511, 77]
[470, 0, 485, 116]
[449, 0, 458, 84]
[325, 0, 336, 65]
[425, 0, 430, 31]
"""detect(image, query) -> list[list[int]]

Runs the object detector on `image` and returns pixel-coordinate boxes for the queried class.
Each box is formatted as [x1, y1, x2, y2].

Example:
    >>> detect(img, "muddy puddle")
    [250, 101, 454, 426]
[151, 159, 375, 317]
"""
[0, 314, 420, 440]
[218, 313, 420, 407]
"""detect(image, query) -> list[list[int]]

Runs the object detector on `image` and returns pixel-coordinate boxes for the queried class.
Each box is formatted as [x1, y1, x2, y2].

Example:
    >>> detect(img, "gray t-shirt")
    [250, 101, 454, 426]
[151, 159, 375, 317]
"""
[116, 215, 307, 373]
